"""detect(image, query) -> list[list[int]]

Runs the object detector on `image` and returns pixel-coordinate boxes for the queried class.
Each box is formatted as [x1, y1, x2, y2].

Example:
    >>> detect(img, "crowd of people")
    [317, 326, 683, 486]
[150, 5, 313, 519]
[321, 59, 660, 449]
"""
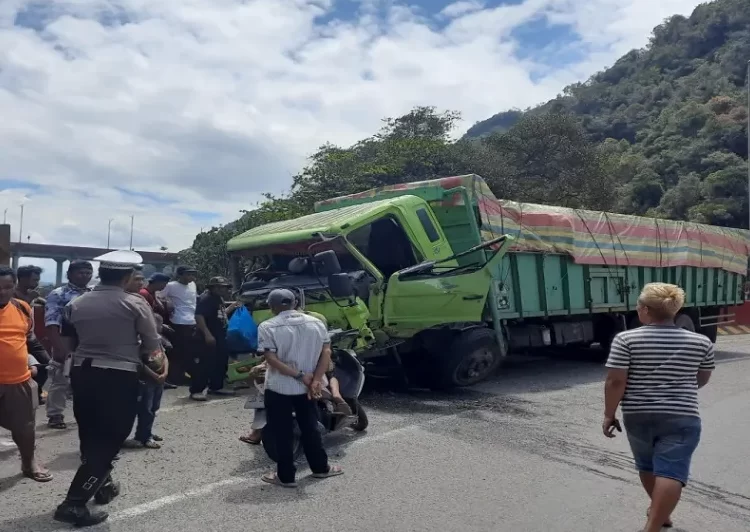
[0, 255, 344, 526]
[0, 250, 716, 531]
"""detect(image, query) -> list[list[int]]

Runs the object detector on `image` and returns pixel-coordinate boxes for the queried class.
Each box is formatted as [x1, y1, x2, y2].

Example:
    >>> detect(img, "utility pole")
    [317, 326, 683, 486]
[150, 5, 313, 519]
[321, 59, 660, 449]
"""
[129, 215, 134, 250]
[747, 60, 750, 230]
[3, 209, 6, 224]
[18, 204, 24, 243]
[107, 218, 114, 249]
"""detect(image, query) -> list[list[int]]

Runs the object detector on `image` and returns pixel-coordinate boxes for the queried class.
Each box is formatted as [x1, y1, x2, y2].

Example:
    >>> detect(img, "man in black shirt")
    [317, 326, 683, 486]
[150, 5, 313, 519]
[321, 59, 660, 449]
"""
[190, 277, 232, 401]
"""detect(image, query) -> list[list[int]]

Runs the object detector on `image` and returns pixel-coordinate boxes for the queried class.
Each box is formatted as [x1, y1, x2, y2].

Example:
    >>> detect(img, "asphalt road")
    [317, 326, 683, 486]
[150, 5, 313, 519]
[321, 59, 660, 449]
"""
[2, 337, 750, 532]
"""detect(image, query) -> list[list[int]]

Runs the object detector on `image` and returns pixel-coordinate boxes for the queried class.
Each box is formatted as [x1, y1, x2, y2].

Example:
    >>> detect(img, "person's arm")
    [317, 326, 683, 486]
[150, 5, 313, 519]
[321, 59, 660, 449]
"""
[603, 334, 631, 438]
[195, 297, 216, 345]
[310, 324, 332, 396]
[134, 298, 162, 355]
[27, 329, 50, 365]
[697, 341, 715, 389]
[44, 291, 67, 362]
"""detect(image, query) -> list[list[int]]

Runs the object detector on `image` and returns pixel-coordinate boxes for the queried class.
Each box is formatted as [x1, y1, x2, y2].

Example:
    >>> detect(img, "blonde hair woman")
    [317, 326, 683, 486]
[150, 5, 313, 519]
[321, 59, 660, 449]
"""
[603, 283, 715, 532]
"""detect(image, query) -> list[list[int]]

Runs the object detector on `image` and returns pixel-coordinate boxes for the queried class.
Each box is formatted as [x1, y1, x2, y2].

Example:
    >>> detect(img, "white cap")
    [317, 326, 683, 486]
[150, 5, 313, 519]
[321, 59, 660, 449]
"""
[94, 250, 144, 270]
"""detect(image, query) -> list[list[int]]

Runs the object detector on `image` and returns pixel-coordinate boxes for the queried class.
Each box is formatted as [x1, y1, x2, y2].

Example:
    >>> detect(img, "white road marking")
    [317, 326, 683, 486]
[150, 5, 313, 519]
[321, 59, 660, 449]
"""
[49, 411, 460, 531]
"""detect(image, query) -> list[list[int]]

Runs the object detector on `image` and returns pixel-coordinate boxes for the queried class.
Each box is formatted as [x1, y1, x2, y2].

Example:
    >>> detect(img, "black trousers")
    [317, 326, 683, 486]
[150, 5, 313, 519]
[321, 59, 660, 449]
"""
[189, 340, 229, 394]
[32, 365, 47, 400]
[64, 362, 139, 506]
[168, 324, 197, 385]
[265, 389, 329, 484]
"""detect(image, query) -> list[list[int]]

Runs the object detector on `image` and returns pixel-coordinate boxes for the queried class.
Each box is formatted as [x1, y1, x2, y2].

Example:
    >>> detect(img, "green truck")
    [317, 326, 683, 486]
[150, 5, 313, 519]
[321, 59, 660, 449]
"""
[226, 174, 749, 388]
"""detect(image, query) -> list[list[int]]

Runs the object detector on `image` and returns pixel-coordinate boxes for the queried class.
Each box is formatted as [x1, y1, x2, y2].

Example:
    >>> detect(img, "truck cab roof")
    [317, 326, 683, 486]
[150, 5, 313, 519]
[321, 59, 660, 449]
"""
[226, 195, 429, 252]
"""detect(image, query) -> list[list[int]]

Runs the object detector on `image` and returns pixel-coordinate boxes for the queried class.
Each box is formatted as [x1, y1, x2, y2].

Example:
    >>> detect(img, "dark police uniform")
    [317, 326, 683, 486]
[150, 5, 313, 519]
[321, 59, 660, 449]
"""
[54, 251, 161, 527]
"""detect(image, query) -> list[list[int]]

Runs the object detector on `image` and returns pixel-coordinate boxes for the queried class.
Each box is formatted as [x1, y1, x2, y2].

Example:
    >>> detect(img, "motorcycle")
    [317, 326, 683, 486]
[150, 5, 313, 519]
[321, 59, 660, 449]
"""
[244, 331, 368, 461]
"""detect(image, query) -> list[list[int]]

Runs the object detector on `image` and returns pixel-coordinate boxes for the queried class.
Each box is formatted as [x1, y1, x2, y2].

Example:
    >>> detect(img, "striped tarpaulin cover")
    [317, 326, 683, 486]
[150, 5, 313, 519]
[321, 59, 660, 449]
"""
[315, 174, 750, 275]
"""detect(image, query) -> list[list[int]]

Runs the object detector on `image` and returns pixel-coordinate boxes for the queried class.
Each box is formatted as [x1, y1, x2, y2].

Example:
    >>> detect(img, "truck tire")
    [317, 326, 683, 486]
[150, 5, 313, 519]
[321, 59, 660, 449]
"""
[431, 328, 502, 389]
[701, 324, 718, 343]
[675, 313, 696, 332]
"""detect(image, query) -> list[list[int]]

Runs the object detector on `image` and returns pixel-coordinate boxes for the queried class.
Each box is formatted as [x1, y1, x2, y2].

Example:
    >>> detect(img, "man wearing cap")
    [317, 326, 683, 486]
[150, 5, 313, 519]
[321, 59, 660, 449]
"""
[258, 288, 343, 487]
[160, 266, 198, 386]
[54, 251, 162, 527]
[190, 276, 233, 401]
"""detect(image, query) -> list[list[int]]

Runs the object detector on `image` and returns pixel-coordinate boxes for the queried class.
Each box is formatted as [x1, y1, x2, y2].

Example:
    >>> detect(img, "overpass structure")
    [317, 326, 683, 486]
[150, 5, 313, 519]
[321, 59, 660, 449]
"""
[9, 241, 180, 285]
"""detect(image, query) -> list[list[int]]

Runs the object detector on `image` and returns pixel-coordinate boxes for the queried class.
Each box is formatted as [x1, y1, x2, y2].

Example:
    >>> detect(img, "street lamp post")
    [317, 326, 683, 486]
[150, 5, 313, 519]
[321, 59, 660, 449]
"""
[129, 215, 134, 250]
[107, 218, 114, 249]
[18, 203, 24, 243]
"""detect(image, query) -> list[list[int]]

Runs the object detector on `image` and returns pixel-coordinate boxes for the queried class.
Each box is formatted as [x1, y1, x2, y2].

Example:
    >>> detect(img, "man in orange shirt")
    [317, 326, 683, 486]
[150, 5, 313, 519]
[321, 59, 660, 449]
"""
[0, 266, 52, 482]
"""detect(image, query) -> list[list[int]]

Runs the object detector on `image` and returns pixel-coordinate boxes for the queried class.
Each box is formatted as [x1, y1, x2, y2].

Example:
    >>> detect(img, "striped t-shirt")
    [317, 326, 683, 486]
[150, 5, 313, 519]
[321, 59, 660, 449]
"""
[606, 326, 715, 417]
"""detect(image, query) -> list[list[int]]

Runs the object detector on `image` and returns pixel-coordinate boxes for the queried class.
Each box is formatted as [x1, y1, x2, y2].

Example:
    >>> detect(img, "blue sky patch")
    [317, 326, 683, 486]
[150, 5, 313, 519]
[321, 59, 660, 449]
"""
[0, 179, 41, 191]
[114, 186, 176, 205]
[181, 210, 219, 223]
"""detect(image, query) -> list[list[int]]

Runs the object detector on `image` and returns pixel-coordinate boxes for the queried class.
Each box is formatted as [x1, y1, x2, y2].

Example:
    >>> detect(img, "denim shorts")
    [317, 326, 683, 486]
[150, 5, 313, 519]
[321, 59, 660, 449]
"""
[623, 413, 701, 485]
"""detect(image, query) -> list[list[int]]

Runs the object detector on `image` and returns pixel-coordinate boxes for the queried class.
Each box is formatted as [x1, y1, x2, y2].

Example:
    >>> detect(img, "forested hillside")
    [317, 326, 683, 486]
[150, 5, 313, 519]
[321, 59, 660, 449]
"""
[184, 0, 750, 283]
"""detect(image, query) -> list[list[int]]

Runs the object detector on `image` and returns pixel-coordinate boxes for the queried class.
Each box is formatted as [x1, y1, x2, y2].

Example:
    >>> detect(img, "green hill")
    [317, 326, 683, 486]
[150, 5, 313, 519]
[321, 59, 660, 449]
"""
[466, 0, 749, 227]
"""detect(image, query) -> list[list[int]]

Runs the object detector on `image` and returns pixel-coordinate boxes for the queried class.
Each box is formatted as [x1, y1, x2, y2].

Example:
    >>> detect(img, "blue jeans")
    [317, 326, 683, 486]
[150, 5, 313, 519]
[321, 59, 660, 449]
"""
[134, 380, 163, 443]
[623, 413, 701, 485]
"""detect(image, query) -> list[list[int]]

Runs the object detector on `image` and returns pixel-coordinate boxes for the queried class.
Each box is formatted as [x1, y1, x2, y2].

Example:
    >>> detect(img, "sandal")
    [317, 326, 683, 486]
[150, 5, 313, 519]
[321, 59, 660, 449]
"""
[261, 472, 297, 488]
[332, 399, 352, 416]
[311, 465, 344, 479]
[647, 507, 673, 528]
[239, 434, 261, 445]
[22, 468, 53, 483]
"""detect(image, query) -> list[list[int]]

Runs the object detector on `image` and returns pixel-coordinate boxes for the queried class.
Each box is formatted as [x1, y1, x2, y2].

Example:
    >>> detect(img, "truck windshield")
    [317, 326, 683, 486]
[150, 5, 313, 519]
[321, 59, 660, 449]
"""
[347, 216, 421, 278]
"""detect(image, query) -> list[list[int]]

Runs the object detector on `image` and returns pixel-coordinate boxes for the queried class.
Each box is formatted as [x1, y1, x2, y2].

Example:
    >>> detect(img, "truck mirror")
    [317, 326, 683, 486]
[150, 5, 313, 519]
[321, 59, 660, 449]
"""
[328, 273, 353, 299]
[314, 250, 342, 276]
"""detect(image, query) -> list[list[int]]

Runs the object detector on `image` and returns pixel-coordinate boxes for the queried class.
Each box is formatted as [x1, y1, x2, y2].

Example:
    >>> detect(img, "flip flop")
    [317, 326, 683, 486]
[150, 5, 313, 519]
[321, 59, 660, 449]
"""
[261, 472, 297, 488]
[332, 399, 352, 416]
[22, 469, 53, 483]
[647, 507, 673, 528]
[311, 465, 344, 479]
[239, 435, 261, 445]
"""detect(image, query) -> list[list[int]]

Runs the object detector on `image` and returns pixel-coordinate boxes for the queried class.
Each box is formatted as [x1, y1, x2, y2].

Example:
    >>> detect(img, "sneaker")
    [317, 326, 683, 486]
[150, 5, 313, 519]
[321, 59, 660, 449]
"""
[143, 439, 161, 449]
[207, 389, 234, 397]
[54, 503, 109, 527]
[152, 434, 164, 442]
[189, 392, 207, 402]
[48, 417, 67, 429]
[122, 439, 144, 449]
[163, 382, 178, 390]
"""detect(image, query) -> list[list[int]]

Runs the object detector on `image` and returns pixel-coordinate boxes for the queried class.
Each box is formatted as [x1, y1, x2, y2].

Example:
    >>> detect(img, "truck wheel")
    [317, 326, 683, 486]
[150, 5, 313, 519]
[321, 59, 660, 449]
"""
[432, 328, 502, 389]
[675, 313, 696, 332]
[701, 324, 718, 343]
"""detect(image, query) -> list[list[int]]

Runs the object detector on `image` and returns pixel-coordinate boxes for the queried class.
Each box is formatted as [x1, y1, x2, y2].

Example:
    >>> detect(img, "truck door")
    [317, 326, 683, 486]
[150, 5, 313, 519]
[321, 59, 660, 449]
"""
[382, 241, 509, 336]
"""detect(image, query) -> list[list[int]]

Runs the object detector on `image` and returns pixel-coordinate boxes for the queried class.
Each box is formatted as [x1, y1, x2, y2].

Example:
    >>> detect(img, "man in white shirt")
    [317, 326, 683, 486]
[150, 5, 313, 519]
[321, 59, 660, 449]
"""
[159, 266, 198, 387]
[258, 289, 343, 487]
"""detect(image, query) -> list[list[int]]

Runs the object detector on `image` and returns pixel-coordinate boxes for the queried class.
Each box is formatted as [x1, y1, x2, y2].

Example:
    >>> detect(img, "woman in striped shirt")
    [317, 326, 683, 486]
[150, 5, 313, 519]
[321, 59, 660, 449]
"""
[603, 283, 714, 532]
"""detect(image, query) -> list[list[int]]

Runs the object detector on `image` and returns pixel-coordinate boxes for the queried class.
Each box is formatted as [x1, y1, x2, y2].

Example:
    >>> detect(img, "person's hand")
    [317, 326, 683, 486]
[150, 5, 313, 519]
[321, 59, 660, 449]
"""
[156, 370, 168, 385]
[227, 301, 242, 312]
[162, 324, 174, 334]
[311, 378, 324, 399]
[205, 334, 216, 346]
[602, 415, 622, 438]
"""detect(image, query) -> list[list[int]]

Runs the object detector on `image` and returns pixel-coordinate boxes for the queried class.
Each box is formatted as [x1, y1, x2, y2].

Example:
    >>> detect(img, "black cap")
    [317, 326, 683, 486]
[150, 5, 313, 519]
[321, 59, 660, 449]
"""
[149, 273, 171, 283]
[207, 276, 232, 287]
[175, 265, 198, 276]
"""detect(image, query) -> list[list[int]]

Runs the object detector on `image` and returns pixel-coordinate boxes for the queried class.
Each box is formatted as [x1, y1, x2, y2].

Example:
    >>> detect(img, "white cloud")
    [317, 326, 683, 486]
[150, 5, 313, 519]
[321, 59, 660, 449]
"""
[440, 1, 485, 18]
[0, 0, 706, 259]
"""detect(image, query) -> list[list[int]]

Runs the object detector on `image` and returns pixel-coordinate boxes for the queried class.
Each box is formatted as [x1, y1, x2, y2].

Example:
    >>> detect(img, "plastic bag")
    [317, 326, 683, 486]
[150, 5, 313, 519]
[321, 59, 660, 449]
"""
[226, 306, 258, 353]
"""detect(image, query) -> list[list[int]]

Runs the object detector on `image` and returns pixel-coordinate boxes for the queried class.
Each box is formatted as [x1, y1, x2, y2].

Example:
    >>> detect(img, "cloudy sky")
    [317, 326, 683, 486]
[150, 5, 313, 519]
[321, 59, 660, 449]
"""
[1, 0, 706, 279]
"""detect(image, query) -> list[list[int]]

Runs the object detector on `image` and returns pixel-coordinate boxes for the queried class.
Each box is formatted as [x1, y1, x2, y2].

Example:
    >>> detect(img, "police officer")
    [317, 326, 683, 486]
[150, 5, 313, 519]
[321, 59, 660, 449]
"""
[54, 251, 162, 527]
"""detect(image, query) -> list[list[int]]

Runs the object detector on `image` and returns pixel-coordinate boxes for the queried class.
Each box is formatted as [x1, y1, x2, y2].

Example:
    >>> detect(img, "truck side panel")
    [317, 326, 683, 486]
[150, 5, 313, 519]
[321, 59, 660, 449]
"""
[495, 252, 745, 319]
